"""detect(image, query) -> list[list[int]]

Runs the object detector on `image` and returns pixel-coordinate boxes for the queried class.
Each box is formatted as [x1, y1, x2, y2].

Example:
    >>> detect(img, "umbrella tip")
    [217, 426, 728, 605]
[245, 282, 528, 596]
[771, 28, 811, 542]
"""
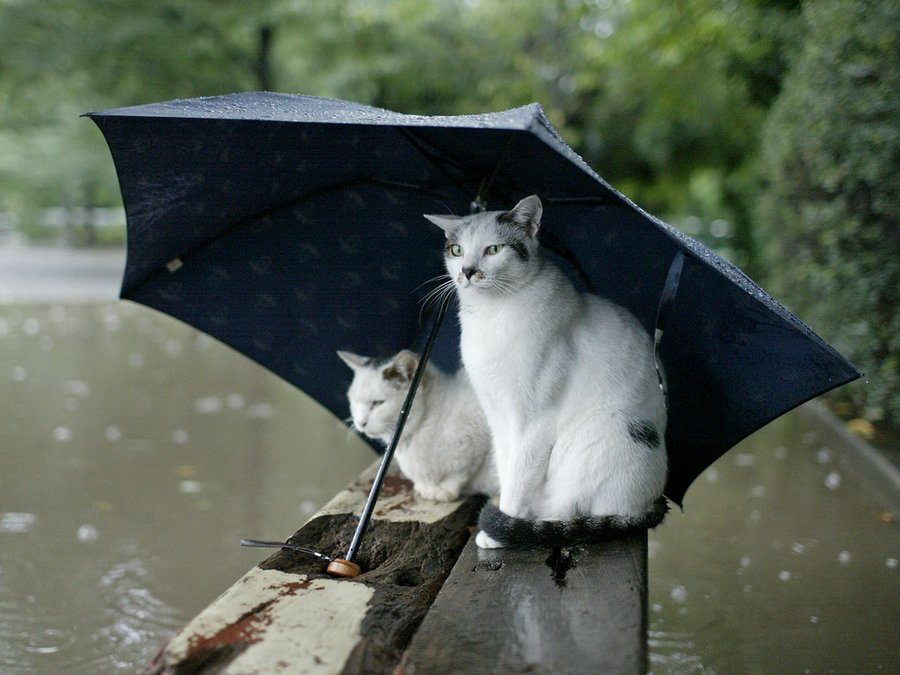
[327, 558, 362, 578]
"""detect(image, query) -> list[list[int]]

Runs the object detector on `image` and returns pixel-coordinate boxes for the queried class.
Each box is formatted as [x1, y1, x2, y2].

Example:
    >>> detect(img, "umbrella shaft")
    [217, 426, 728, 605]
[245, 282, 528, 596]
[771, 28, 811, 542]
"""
[345, 293, 452, 564]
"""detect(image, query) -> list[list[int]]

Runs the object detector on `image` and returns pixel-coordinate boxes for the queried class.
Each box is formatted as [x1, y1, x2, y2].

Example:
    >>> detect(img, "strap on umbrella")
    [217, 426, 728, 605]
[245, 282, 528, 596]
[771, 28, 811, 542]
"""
[654, 251, 686, 406]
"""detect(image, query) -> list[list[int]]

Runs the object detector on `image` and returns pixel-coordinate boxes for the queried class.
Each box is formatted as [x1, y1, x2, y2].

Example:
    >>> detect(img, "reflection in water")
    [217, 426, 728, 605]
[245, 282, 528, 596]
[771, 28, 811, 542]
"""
[0, 303, 897, 672]
[0, 303, 374, 673]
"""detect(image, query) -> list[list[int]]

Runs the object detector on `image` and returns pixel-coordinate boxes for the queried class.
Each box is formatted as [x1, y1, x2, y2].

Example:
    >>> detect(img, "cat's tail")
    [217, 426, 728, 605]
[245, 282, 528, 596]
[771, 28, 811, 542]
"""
[477, 497, 669, 548]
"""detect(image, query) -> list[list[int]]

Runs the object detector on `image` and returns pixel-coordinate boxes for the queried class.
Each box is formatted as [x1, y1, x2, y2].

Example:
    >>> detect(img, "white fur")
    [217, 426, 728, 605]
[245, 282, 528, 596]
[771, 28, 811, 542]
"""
[338, 350, 497, 501]
[427, 195, 667, 548]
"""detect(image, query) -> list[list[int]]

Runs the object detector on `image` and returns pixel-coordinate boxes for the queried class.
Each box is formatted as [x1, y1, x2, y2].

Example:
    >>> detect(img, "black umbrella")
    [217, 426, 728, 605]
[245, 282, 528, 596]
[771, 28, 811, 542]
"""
[87, 92, 860, 570]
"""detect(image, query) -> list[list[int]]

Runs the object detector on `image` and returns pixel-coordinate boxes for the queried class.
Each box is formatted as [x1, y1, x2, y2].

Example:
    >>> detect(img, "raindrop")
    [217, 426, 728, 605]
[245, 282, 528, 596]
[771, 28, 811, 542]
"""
[743, 584, 753, 593]
[128, 352, 145, 368]
[740, 556, 752, 568]
[734, 453, 756, 467]
[750, 485, 767, 498]
[10, 366, 27, 381]
[164, 339, 183, 356]
[77, 524, 99, 544]
[791, 543, 806, 555]
[651, 603, 663, 613]
[104, 425, 122, 442]
[23, 317, 41, 335]
[0, 512, 36, 533]
[886, 558, 897, 569]
[773, 446, 787, 459]
[63, 380, 90, 397]
[104, 313, 122, 332]
[299, 500, 317, 517]
[246, 402, 274, 419]
[40, 335, 54, 351]
[749, 510, 761, 523]
[194, 396, 223, 414]
[838, 550, 852, 565]
[816, 448, 833, 464]
[178, 480, 202, 494]
[704, 468, 719, 484]
[810, 616, 820, 624]
[778, 570, 792, 582]
[53, 427, 73, 442]
[0, 318, 9, 336]
[172, 429, 189, 444]
[670, 585, 688, 603]
[824, 471, 842, 490]
[226, 393, 246, 410]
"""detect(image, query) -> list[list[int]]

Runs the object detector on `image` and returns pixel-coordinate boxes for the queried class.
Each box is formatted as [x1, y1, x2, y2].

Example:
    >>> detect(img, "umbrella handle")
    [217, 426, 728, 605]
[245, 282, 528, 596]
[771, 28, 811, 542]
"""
[331, 292, 452, 577]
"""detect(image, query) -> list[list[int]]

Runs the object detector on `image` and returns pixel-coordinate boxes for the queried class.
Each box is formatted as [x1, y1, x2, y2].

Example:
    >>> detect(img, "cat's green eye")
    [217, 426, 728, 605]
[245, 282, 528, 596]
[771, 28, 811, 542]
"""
[485, 244, 505, 256]
[447, 243, 463, 257]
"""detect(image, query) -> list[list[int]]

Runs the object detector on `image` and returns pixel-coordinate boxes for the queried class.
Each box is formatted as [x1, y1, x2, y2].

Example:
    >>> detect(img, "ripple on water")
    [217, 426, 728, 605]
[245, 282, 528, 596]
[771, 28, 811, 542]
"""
[0, 548, 184, 673]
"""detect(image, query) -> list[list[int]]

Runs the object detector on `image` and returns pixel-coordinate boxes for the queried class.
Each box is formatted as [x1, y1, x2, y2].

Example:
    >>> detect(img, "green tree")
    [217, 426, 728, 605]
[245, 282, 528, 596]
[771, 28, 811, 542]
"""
[759, 0, 899, 429]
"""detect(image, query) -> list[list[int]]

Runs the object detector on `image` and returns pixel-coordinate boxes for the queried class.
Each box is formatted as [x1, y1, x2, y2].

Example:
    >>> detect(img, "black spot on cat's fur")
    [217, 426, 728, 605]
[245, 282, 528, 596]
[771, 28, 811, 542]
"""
[627, 420, 660, 449]
[508, 241, 530, 263]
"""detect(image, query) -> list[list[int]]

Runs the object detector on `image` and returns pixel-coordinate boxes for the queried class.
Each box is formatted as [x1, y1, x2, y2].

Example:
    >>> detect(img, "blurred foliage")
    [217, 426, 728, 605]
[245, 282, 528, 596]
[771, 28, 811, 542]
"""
[0, 0, 894, 427]
[759, 0, 899, 430]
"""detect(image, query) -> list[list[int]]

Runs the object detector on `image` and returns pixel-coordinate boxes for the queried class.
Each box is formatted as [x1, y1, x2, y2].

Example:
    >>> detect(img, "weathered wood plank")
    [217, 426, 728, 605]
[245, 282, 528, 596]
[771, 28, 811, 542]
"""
[146, 463, 484, 675]
[398, 532, 649, 675]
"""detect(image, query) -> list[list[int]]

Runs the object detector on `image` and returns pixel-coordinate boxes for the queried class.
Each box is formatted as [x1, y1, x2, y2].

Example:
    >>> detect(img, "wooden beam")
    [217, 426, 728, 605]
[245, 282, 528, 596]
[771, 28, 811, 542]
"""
[398, 532, 649, 675]
[146, 464, 483, 674]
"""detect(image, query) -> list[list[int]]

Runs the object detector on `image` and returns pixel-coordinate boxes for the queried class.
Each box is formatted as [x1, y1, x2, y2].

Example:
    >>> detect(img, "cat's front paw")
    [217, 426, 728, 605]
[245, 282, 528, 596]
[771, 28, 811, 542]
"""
[415, 483, 457, 502]
[475, 530, 504, 549]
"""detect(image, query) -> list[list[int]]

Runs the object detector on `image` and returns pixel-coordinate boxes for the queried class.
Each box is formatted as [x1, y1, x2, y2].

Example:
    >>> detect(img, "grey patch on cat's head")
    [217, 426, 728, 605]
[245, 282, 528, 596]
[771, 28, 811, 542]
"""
[382, 349, 418, 385]
[497, 195, 542, 239]
[627, 419, 661, 449]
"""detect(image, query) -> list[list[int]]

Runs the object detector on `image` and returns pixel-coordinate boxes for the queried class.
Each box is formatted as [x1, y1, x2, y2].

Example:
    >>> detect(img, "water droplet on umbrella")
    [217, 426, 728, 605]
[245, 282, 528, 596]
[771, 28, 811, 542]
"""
[10, 366, 27, 382]
[773, 446, 787, 459]
[791, 543, 806, 555]
[172, 429, 189, 444]
[886, 558, 897, 569]
[0, 318, 9, 336]
[105, 425, 122, 442]
[751, 485, 767, 498]
[128, 352, 145, 368]
[778, 570, 792, 582]
[824, 471, 841, 490]
[838, 550, 852, 565]
[816, 447, 833, 464]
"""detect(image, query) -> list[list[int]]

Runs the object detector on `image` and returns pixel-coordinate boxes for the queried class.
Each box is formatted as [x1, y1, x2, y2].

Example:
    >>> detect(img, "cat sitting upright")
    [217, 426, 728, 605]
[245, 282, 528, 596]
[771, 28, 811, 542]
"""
[425, 195, 668, 548]
[338, 349, 497, 501]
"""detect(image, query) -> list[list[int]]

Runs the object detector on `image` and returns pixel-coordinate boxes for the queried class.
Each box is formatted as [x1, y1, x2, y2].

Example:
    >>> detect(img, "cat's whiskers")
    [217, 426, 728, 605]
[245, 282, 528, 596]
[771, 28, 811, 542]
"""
[418, 277, 456, 324]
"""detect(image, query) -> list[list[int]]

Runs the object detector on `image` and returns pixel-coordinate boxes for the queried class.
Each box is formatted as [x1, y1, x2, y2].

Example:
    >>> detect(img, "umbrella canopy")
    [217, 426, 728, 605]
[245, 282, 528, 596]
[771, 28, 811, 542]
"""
[87, 91, 860, 506]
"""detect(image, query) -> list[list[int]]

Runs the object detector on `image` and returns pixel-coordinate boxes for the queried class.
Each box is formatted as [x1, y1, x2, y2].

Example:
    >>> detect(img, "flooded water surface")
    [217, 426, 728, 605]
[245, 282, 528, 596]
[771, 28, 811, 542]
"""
[1, 298, 897, 673]
[0, 301, 373, 672]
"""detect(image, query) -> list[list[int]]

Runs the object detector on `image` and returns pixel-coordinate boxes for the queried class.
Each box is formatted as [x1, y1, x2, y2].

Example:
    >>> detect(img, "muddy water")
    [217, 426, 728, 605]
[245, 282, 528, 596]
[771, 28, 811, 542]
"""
[1, 302, 897, 673]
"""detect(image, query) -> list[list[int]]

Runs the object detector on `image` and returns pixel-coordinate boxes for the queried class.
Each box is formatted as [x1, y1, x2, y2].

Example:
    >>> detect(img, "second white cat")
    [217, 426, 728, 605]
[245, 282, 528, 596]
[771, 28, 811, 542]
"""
[338, 349, 497, 501]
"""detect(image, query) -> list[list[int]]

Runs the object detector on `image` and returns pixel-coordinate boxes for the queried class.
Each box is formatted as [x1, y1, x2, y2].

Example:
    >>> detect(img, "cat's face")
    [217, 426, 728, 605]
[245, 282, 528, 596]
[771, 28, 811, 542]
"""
[337, 350, 418, 443]
[425, 195, 543, 296]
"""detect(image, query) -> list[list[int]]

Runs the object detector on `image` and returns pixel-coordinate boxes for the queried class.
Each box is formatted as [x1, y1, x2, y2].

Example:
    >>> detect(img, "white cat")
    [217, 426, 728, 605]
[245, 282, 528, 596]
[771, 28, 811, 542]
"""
[425, 195, 668, 548]
[338, 349, 497, 501]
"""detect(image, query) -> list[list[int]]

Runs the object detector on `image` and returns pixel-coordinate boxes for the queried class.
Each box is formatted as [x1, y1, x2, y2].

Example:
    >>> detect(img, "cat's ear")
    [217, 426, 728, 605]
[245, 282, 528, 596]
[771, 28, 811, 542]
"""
[424, 213, 464, 237]
[501, 195, 543, 238]
[337, 350, 368, 371]
[383, 349, 419, 384]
